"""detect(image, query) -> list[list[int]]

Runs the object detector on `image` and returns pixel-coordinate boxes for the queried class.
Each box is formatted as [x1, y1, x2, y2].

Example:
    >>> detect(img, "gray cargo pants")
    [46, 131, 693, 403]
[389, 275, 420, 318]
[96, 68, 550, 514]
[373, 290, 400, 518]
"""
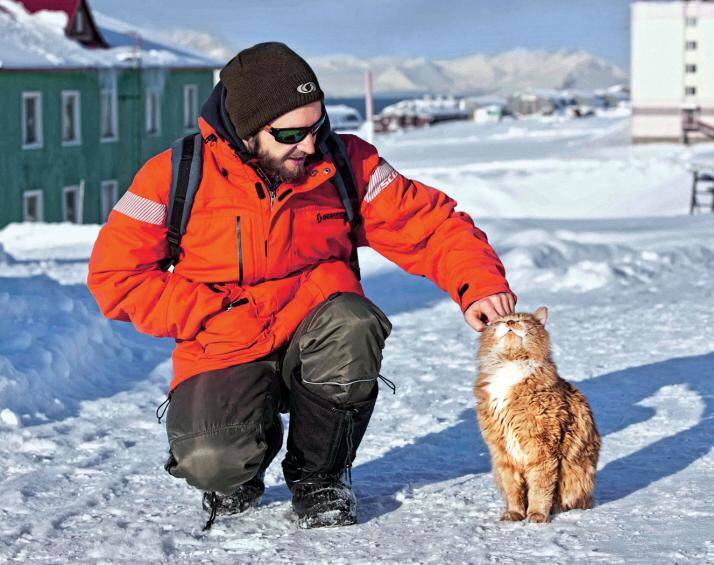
[163, 292, 392, 494]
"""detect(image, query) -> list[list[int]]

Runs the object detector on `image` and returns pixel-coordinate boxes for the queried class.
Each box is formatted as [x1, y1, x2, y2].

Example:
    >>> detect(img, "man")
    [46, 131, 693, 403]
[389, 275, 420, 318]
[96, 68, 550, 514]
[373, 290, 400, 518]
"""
[87, 42, 516, 530]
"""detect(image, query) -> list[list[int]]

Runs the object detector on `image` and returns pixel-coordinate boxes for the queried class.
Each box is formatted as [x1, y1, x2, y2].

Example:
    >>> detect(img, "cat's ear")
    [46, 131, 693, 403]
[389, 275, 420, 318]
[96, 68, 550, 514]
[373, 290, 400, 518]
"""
[533, 306, 548, 326]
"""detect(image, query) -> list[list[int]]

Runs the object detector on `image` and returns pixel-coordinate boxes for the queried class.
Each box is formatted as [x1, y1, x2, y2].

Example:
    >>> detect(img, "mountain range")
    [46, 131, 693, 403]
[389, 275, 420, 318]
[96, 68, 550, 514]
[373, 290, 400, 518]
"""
[307, 50, 628, 97]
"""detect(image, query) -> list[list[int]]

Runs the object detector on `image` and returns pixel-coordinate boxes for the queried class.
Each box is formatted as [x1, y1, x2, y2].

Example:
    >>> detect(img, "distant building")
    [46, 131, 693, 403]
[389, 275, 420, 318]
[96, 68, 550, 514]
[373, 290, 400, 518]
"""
[374, 95, 469, 132]
[631, 0, 714, 143]
[0, 0, 219, 227]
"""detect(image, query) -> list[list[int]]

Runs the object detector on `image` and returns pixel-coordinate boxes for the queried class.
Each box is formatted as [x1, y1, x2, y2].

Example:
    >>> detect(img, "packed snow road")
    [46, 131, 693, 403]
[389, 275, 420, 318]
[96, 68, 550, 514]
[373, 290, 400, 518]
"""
[0, 114, 713, 563]
[0, 215, 712, 563]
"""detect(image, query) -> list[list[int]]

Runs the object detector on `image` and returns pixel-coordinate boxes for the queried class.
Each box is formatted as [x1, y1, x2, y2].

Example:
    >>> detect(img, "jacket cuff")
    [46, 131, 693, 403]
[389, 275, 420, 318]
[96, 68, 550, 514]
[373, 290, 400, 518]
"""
[457, 282, 515, 313]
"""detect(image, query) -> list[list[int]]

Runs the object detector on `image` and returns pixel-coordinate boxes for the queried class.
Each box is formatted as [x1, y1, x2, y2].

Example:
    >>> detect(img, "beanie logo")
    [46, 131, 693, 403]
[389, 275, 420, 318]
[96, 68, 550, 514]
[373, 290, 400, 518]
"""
[297, 82, 317, 94]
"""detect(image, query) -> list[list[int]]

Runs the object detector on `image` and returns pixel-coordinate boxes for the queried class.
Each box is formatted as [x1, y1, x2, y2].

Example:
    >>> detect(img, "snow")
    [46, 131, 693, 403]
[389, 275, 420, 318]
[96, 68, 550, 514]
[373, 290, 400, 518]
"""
[0, 0, 218, 69]
[1, 112, 713, 562]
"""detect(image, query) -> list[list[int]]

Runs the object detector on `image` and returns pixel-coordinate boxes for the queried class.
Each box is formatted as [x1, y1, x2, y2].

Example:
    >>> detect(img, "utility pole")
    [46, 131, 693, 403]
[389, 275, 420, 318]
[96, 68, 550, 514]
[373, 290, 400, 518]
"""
[364, 67, 374, 144]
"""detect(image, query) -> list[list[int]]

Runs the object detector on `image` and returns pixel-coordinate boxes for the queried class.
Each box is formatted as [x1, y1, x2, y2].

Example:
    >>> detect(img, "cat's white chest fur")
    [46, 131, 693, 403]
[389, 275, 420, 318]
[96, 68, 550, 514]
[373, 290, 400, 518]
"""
[483, 360, 541, 464]
[484, 361, 537, 413]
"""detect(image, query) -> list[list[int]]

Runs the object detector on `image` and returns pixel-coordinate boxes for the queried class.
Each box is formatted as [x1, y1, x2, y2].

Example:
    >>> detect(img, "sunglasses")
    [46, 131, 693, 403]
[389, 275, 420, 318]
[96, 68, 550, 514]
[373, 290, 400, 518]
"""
[263, 111, 326, 144]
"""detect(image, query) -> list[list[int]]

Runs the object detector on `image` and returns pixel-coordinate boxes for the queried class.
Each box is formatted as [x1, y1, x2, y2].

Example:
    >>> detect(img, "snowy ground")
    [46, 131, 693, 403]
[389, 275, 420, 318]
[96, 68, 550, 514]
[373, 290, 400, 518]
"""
[1, 112, 713, 563]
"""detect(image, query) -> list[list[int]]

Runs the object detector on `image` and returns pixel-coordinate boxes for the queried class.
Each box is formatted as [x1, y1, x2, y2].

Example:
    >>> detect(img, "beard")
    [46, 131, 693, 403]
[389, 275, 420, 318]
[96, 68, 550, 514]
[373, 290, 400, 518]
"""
[253, 136, 308, 183]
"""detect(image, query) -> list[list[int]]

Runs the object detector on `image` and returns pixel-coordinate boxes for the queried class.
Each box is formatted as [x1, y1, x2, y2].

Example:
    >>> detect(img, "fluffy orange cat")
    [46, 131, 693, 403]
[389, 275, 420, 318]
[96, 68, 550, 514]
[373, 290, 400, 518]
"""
[474, 307, 600, 523]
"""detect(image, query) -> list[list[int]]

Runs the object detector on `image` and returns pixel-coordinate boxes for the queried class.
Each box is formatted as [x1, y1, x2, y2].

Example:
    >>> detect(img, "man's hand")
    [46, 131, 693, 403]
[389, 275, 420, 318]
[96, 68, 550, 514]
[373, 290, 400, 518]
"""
[464, 292, 517, 332]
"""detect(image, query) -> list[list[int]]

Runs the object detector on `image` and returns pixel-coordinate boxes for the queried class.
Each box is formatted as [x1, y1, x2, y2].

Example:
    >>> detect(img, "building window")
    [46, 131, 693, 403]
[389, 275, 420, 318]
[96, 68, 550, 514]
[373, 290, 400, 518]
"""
[686, 17, 697, 27]
[183, 84, 198, 130]
[685, 86, 697, 96]
[100, 87, 118, 141]
[100, 180, 119, 222]
[685, 40, 697, 50]
[686, 64, 697, 74]
[146, 89, 161, 135]
[23, 190, 44, 222]
[61, 91, 81, 145]
[62, 185, 84, 224]
[22, 92, 43, 149]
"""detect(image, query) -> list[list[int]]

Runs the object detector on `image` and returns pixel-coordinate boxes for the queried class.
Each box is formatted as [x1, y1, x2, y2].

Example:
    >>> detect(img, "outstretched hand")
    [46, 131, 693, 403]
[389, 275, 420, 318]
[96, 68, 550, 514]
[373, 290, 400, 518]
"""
[464, 292, 517, 332]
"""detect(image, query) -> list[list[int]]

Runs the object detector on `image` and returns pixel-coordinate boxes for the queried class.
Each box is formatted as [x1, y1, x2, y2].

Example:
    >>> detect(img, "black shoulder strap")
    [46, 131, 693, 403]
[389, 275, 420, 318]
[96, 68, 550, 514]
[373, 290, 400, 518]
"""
[160, 133, 203, 271]
[321, 131, 362, 280]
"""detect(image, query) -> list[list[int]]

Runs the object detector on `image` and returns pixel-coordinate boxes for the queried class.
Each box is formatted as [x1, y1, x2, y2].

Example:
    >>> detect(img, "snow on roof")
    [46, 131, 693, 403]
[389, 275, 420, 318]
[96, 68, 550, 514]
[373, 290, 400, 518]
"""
[0, 0, 219, 70]
[379, 96, 468, 118]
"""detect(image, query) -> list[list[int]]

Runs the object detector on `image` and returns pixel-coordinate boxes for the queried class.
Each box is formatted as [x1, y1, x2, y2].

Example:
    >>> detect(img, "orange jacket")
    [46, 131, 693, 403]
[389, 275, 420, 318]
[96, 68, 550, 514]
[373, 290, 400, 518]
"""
[88, 117, 512, 391]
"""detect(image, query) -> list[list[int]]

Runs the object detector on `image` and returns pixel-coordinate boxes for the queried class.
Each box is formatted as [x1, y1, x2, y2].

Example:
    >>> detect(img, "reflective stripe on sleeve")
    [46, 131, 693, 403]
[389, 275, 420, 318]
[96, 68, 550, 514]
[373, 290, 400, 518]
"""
[113, 191, 166, 225]
[365, 158, 399, 203]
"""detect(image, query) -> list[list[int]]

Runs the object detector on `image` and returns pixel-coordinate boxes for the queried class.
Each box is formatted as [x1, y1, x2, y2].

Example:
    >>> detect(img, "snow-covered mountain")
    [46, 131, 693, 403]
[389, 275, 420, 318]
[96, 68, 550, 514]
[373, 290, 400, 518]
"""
[308, 49, 628, 97]
[89, 12, 627, 98]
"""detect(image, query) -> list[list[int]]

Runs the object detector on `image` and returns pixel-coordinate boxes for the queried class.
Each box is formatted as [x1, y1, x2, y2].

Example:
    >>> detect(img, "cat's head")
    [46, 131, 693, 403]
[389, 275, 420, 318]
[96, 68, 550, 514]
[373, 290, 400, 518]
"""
[478, 307, 550, 361]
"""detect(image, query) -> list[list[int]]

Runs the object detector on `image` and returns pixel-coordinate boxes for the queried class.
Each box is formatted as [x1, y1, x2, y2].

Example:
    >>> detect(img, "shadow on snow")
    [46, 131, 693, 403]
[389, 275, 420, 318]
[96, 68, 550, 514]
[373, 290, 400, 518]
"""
[264, 352, 714, 522]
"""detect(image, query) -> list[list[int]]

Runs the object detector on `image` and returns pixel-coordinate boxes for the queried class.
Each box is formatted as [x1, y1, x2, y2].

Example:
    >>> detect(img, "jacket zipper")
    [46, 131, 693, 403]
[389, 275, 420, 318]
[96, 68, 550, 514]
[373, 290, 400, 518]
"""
[236, 216, 243, 284]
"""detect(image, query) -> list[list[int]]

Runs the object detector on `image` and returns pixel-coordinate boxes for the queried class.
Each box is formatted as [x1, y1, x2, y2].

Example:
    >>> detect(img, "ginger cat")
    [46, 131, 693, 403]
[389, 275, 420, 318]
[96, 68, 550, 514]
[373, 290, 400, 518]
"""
[474, 307, 600, 523]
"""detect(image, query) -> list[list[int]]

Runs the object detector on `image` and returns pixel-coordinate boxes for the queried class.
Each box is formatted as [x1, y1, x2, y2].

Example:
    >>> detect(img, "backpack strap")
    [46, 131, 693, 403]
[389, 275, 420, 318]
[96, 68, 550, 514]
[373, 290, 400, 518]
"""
[160, 133, 203, 271]
[320, 131, 362, 280]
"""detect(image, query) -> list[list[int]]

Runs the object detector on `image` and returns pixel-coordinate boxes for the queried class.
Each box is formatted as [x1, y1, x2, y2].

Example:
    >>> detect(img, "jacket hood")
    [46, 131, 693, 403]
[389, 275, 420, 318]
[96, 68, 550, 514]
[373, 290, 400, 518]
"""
[200, 82, 253, 163]
[200, 81, 333, 165]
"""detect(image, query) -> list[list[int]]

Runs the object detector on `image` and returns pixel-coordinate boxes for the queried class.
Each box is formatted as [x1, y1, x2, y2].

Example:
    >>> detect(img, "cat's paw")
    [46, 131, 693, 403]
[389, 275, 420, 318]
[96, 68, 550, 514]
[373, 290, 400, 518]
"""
[500, 510, 525, 521]
[527, 512, 549, 523]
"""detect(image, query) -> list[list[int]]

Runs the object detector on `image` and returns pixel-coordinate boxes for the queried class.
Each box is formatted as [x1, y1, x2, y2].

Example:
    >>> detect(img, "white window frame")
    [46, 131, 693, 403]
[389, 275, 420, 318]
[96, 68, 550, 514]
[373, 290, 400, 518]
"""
[22, 91, 43, 150]
[62, 184, 85, 224]
[183, 84, 198, 130]
[100, 180, 119, 222]
[686, 16, 697, 27]
[686, 40, 697, 51]
[61, 90, 82, 146]
[23, 190, 44, 222]
[685, 64, 697, 74]
[685, 86, 697, 96]
[146, 89, 161, 135]
[100, 87, 119, 142]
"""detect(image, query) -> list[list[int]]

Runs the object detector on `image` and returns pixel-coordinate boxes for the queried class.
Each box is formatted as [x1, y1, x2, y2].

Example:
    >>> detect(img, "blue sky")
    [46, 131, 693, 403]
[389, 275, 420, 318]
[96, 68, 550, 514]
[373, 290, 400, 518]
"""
[90, 0, 632, 69]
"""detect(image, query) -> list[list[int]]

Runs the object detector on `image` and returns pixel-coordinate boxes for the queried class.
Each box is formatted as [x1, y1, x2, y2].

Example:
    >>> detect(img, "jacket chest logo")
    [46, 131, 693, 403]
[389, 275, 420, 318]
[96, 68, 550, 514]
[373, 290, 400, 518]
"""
[316, 211, 347, 223]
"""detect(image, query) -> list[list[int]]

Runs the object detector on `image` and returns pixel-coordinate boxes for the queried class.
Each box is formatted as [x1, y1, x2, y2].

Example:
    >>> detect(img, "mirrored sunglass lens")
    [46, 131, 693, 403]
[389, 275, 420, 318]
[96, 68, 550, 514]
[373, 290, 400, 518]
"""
[276, 129, 308, 143]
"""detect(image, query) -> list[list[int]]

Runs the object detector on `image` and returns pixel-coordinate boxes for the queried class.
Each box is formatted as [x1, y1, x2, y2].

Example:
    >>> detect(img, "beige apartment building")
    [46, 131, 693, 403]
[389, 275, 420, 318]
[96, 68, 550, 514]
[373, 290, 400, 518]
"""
[631, 0, 714, 143]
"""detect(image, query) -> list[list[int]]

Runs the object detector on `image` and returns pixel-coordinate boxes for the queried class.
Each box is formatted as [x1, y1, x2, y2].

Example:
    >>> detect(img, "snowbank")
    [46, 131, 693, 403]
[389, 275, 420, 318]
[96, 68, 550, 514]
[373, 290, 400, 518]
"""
[0, 224, 169, 429]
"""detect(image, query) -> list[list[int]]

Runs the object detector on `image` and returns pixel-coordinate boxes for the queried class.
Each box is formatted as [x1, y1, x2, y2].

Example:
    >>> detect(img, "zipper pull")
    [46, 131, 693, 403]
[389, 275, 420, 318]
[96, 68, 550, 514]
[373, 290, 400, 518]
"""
[268, 188, 276, 209]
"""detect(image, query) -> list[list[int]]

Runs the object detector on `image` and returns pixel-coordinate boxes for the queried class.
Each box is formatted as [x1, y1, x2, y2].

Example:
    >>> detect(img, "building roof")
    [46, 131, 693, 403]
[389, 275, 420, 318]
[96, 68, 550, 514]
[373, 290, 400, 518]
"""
[0, 0, 220, 70]
[16, 0, 107, 47]
[17, 0, 79, 20]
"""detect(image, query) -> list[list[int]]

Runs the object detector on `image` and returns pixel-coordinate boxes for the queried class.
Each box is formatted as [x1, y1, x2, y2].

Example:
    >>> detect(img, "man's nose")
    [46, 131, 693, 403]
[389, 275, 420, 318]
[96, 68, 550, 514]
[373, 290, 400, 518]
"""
[296, 132, 316, 155]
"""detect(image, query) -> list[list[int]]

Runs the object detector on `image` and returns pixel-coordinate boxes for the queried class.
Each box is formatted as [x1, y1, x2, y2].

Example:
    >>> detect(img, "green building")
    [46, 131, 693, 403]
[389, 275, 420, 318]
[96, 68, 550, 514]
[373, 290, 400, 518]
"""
[0, 0, 219, 227]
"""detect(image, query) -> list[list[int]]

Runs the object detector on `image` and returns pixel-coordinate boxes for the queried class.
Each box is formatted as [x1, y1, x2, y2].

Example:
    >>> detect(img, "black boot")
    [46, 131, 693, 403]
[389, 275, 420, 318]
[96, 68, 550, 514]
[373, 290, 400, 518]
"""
[290, 471, 357, 529]
[283, 375, 377, 529]
[201, 472, 265, 530]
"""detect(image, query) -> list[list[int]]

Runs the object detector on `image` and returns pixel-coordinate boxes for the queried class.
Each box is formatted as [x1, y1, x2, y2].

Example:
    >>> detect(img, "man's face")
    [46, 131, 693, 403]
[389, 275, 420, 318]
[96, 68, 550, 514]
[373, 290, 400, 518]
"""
[246, 101, 322, 183]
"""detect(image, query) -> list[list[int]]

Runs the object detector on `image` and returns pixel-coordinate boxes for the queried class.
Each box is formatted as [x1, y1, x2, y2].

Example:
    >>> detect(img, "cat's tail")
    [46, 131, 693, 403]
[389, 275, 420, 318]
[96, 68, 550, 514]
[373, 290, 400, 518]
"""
[557, 456, 596, 511]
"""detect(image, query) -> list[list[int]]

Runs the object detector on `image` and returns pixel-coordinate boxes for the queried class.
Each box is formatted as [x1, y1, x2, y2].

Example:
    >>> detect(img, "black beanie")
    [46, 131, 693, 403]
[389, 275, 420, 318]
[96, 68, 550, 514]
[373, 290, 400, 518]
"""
[220, 42, 325, 140]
